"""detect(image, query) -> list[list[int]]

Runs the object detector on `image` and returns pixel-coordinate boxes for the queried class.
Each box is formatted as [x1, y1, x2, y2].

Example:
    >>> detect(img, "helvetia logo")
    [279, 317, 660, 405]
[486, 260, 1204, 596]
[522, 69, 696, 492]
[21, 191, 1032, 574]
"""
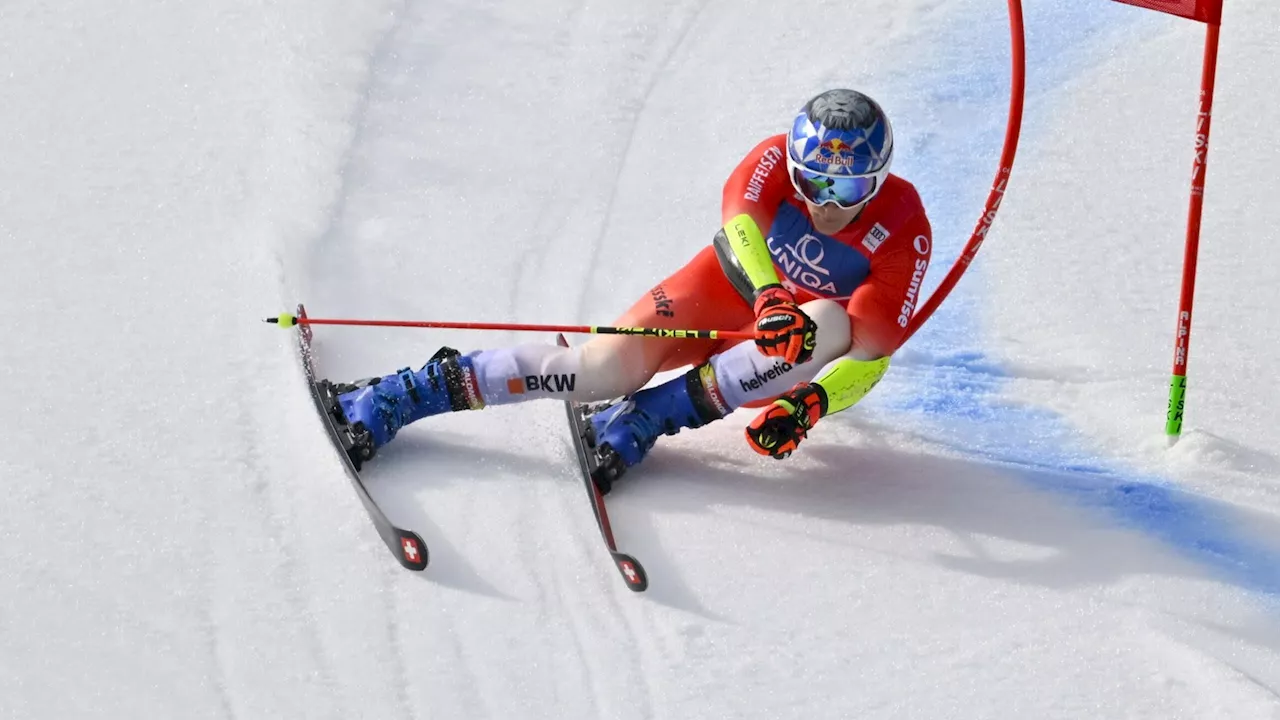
[738, 360, 793, 393]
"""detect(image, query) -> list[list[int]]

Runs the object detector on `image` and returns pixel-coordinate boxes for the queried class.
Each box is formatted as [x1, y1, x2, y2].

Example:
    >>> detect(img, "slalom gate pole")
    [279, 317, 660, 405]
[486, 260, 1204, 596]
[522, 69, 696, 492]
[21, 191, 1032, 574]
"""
[264, 312, 755, 342]
[899, 0, 1026, 346]
[1165, 18, 1222, 445]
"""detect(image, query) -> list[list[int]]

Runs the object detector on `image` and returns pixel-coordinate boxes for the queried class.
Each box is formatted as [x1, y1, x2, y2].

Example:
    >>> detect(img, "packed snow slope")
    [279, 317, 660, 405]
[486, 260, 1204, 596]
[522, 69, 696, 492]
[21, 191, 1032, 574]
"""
[2, 0, 1279, 718]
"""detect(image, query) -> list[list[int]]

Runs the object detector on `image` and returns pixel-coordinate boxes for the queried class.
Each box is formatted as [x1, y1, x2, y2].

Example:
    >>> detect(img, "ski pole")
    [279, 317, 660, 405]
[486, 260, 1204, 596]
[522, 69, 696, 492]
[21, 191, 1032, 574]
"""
[263, 312, 755, 341]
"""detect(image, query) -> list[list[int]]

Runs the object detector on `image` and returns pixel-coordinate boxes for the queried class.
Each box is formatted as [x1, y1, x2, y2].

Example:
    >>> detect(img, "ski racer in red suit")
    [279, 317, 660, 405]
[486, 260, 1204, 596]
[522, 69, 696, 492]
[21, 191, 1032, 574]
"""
[321, 88, 933, 492]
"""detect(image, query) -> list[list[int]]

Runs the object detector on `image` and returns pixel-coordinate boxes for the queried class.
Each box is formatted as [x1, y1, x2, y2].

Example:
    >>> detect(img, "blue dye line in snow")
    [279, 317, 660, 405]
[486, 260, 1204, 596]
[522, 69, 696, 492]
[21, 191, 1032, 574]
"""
[877, 1, 1280, 598]
[893, 350, 1280, 599]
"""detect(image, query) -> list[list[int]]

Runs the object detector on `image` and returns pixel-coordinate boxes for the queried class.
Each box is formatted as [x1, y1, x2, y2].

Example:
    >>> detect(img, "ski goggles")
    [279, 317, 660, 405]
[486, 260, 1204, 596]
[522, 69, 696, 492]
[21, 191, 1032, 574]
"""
[786, 152, 890, 209]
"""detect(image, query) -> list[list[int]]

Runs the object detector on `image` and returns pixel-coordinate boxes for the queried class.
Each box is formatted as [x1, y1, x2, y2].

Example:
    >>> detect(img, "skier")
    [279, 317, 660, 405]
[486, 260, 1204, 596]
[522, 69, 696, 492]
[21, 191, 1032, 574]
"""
[322, 88, 933, 492]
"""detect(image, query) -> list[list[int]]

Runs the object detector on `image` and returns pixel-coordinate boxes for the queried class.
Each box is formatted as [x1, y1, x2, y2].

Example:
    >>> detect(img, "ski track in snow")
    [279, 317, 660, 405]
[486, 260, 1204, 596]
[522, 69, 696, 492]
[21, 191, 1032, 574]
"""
[569, 0, 713, 324]
[298, 2, 721, 716]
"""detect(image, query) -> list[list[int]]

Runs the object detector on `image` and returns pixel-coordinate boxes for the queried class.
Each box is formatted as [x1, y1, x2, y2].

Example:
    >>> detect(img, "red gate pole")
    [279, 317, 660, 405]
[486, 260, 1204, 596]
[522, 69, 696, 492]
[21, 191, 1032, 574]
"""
[900, 0, 1026, 345]
[1166, 19, 1222, 444]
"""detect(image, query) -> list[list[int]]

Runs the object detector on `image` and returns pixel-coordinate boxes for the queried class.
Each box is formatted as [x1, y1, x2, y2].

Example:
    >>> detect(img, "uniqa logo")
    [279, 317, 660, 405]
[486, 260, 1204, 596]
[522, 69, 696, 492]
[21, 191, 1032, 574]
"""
[768, 234, 838, 294]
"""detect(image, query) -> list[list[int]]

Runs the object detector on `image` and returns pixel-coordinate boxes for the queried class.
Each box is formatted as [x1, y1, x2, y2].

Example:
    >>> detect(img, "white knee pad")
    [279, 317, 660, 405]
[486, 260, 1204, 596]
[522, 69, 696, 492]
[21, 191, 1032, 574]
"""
[573, 337, 657, 399]
[709, 299, 851, 409]
[801, 299, 852, 365]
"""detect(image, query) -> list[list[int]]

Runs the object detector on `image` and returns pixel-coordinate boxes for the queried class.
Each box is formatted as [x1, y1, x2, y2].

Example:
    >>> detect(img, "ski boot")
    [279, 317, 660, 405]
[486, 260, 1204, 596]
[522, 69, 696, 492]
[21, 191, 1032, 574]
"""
[320, 347, 481, 468]
[315, 378, 381, 470]
[585, 366, 726, 494]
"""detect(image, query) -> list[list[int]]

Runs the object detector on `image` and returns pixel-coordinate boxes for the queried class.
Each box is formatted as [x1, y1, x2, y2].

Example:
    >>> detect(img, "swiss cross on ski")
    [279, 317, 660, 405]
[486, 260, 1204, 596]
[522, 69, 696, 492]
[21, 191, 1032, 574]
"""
[619, 559, 643, 588]
[401, 538, 422, 563]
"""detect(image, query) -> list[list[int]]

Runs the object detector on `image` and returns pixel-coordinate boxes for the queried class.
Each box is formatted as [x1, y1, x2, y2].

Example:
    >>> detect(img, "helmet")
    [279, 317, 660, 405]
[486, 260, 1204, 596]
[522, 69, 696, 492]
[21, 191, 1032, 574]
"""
[786, 89, 894, 208]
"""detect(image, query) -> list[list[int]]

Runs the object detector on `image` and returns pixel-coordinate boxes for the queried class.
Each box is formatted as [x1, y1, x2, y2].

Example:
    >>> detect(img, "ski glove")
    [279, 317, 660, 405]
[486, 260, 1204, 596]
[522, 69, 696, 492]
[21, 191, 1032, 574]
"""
[745, 382, 827, 459]
[753, 284, 817, 365]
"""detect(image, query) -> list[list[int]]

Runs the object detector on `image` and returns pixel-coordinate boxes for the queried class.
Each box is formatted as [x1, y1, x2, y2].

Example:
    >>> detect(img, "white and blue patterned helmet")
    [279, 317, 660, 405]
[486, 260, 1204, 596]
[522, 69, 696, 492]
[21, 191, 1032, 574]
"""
[787, 89, 894, 208]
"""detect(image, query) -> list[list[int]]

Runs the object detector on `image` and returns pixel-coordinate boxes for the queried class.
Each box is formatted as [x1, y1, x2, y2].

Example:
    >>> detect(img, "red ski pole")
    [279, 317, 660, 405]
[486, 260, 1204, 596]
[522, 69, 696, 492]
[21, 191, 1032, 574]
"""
[264, 311, 755, 342]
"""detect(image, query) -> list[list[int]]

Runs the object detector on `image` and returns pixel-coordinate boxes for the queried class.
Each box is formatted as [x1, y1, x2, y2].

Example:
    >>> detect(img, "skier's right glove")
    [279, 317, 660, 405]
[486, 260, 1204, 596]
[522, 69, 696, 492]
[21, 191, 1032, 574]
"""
[753, 284, 817, 365]
[744, 382, 827, 459]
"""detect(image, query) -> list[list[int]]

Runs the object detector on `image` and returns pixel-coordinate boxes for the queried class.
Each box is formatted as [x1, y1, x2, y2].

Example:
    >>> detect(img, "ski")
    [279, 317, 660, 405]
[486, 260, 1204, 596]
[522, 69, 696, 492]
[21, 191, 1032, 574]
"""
[557, 334, 649, 592]
[294, 303, 429, 572]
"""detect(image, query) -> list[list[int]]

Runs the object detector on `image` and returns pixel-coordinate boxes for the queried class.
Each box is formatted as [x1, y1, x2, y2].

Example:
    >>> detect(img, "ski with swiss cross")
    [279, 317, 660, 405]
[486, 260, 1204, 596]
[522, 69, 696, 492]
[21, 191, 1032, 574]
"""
[557, 334, 649, 592]
[294, 303, 429, 572]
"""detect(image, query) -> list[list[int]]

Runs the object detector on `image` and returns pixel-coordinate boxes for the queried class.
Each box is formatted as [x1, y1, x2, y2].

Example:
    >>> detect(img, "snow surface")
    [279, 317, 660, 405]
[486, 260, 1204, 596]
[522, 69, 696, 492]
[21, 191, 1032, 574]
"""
[3, 0, 1279, 718]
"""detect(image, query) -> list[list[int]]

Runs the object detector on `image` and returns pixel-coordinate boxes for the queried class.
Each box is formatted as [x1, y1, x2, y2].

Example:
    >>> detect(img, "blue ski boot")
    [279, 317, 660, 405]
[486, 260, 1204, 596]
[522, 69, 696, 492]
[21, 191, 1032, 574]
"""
[322, 347, 481, 467]
[587, 365, 727, 493]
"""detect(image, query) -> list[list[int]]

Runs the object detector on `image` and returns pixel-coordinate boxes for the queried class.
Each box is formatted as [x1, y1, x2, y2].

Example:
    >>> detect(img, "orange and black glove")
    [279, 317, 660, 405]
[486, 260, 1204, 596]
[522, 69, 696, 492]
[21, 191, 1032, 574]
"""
[745, 382, 827, 459]
[753, 284, 817, 365]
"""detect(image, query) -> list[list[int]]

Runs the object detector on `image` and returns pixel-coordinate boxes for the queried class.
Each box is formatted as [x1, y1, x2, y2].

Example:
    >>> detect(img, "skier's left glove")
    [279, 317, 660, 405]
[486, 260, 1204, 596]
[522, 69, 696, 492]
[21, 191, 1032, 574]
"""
[745, 382, 828, 459]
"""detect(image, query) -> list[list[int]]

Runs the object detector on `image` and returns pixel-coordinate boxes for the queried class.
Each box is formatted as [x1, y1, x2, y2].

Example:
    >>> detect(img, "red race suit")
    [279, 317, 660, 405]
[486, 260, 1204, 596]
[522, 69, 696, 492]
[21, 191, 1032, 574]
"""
[612, 134, 933, 372]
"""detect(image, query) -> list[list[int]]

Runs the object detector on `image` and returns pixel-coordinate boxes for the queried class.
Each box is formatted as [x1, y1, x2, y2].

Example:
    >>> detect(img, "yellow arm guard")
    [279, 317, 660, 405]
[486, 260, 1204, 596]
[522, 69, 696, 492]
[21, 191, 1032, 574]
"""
[722, 213, 781, 292]
[812, 356, 892, 415]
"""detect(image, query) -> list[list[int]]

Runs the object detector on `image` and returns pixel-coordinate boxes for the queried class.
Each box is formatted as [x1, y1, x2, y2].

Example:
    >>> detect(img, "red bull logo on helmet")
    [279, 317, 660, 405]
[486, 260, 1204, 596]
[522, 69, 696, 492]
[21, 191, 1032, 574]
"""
[815, 138, 862, 168]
